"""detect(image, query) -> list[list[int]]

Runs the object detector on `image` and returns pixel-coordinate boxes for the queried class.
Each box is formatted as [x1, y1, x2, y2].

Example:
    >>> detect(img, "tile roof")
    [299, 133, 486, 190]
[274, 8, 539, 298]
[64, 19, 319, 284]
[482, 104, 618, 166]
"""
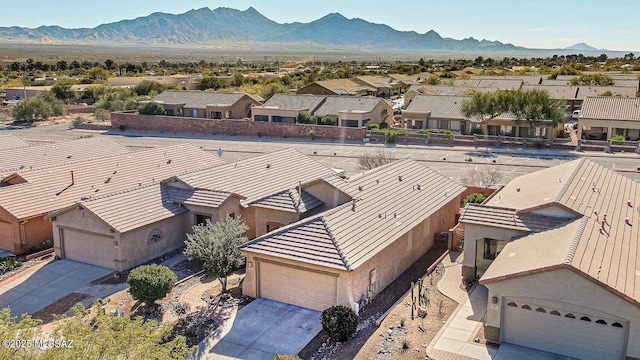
[580, 96, 640, 121]
[241, 158, 465, 270]
[407, 85, 496, 96]
[249, 189, 323, 214]
[0, 133, 29, 150]
[261, 94, 326, 112]
[74, 184, 189, 233]
[460, 203, 573, 233]
[175, 148, 336, 207]
[312, 96, 389, 118]
[301, 79, 375, 95]
[540, 79, 573, 86]
[153, 90, 258, 109]
[576, 86, 637, 99]
[165, 187, 239, 208]
[403, 94, 472, 120]
[521, 84, 579, 100]
[453, 79, 523, 90]
[353, 76, 399, 88]
[0, 143, 223, 220]
[479, 159, 640, 305]
[0, 136, 131, 176]
[470, 75, 542, 84]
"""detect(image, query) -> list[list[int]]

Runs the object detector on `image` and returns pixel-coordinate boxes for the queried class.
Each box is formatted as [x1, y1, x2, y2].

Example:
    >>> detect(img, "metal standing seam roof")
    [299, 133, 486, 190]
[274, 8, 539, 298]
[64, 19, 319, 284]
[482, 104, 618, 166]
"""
[313, 96, 387, 118]
[0, 133, 29, 150]
[175, 148, 336, 207]
[460, 203, 574, 233]
[0, 143, 224, 220]
[480, 159, 640, 305]
[0, 136, 131, 176]
[241, 158, 466, 271]
[403, 94, 471, 120]
[153, 90, 257, 109]
[580, 96, 640, 121]
[260, 94, 326, 112]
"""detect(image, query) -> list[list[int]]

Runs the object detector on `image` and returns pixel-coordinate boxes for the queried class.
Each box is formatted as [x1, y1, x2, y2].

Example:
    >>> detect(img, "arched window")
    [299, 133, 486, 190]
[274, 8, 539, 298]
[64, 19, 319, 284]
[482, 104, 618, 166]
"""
[507, 302, 517, 307]
[535, 307, 546, 313]
[565, 313, 576, 319]
[596, 319, 607, 325]
[580, 316, 591, 322]
[521, 304, 531, 310]
[550, 310, 561, 316]
[612, 322, 623, 328]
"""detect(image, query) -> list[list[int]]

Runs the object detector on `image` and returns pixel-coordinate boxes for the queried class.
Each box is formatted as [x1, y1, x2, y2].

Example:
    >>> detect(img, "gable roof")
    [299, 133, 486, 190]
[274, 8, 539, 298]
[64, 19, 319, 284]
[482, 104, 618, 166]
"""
[0, 133, 29, 150]
[0, 136, 131, 176]
[460, 203, 573, 233]
[576, 86, 637, 99]
[0, 143, 224, 220]
[153, 90, 258, 109]
[175, 148, 335, 207]
[248, 189, 323, 214]
[241, 158, 465, 270]
[261, 94, 326, 112]
[521, 84, 579, 100]
[313, 96, 388, 117]
[580, 96, 640, 121]
[403, 94, 471, 120]
[300, 79, 374, 96]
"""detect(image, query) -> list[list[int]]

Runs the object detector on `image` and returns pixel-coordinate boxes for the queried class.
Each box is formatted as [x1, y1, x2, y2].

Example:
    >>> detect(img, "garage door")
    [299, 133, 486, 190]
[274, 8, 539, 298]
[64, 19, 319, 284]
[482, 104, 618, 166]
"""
[502, 298, 627, 360]
[258, 261, 337, 311]
[61, 229, 115, 269]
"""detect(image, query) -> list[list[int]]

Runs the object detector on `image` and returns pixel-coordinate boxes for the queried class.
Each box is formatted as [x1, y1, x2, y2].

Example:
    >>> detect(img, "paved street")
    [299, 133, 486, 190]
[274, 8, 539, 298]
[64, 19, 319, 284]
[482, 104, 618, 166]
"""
[1, 123, 639, 183]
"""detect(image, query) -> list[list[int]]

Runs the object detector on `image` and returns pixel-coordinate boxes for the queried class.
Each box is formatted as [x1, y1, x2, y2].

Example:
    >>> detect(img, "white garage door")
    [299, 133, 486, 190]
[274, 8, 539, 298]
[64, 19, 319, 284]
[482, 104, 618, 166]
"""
[61, 229, 115, 269]
[258, 261, 337, 311]
[502, 299, 627, 360]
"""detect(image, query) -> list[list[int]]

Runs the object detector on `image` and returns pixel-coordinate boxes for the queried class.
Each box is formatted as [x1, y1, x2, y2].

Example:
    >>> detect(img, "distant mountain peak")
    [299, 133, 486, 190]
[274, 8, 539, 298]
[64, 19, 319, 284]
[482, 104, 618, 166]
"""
[565, 42, 599, 51]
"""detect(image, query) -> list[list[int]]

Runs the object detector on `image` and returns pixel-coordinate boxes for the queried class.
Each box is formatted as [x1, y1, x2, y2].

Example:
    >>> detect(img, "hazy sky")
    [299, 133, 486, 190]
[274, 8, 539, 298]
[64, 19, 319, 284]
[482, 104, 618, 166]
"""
[4, 0, 638, 51]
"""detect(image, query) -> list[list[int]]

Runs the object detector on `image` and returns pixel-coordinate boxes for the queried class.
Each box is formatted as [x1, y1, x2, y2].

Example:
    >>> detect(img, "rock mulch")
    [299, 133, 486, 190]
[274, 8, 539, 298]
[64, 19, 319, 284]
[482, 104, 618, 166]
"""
[372, 325, 409, 360]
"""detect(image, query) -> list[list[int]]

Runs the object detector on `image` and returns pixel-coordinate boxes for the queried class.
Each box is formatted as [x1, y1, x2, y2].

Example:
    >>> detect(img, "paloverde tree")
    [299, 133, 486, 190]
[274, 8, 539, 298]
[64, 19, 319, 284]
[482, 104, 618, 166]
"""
[461, 91, 513, 133]
[184, 215, 248, 292]
[511, 89, 565, 136]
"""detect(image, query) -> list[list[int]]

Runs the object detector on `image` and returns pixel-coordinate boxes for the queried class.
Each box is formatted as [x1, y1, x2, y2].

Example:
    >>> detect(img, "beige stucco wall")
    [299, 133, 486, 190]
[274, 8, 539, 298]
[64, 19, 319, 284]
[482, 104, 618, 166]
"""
[461, 223, 526, 279]
[251, 207, 300, 238]
[303, 181, 351, 210]
[528, 204, 577, 218]
[484, 269, 640, 358]
[115, 214, 188, 272]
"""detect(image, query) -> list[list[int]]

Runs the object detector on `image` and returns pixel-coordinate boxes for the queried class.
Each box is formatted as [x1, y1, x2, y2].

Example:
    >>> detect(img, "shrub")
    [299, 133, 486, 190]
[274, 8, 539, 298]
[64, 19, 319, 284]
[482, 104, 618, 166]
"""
[385, 130, 398, 144]
[172, 302, 191, 317]
[470, 127, 483, 135]
[72, 117, 86, 127]
[367, 123, 379, 130]
[127, 265, 177, 306]
[611, 135, 625, 141]
[379, 121, 389, 129]
[308, 130, 316, 140]
[463, 193, 488, 205]
[319, 115, 336, 126]
[94, 108, 111, 121]
[401, 339, 411, 352]
[297, 111, 313, 124]
[320, 305, 358, 341]
[416, 129, 454, 135]
[533, 139, 546, 149]
[274, 355, 302, 360]
[139, 102, 165, 115]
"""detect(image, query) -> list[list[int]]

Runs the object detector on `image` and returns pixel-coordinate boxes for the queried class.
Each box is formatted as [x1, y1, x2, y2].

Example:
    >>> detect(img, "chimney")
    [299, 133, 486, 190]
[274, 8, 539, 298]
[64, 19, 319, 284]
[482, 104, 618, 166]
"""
[351, 199, 356, 212]
[70, 171, 75, 185]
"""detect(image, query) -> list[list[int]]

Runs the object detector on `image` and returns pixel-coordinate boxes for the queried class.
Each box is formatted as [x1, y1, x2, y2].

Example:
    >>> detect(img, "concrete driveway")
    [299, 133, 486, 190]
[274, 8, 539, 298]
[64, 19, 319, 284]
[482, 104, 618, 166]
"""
[198, 298, 322, 360]
[0, 259, 113, 316]
[494, 343, 580, 360]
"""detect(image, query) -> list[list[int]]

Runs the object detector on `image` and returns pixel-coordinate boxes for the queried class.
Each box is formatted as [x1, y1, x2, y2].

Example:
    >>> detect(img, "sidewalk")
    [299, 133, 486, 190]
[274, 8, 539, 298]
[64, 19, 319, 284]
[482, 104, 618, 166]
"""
[436, 251, 467, 304]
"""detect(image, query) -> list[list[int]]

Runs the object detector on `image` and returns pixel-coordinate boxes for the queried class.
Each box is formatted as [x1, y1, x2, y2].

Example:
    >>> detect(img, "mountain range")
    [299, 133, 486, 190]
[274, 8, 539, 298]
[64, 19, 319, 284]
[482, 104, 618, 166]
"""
[0, 7, 616, 55]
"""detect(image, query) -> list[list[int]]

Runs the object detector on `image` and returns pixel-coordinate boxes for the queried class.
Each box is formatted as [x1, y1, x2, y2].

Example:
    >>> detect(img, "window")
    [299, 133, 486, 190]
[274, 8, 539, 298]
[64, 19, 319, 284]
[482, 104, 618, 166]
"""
[580, 316, 591, 322]
[565, 313, 576, 319]
[550, 310, 561, 316]
[507, 302, 517, 307]
[535, 307, 546, 313]
[341, 120, 359, 128]
[212, 111, 222, 119]
[521, 305, 531, 310]
[483, 238, 506, 260]
[362, 119, 370, 127]
[228, 213, 235, 219]
[596, 319, 607, 325]
[195, 214, 209, 226]
[254, 115, 269, 122]
[612, 322, 623, 328]
[190, 109, 197, 118]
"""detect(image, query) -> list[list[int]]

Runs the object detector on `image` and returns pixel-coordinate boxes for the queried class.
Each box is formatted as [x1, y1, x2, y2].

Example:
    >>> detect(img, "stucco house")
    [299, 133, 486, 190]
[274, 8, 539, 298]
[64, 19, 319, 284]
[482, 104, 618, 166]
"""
[401, 94, 473, 132]
[297, 79, 375, 96]
[578, 96, 640, 141]
[48, 148, 337, 271]
[351, 76, 401, 98]
[252, 94, 326, 124]
[459, 159, 639, 359]
[151, 90, 263, 119]
[240, 158, 465, 311]
[0, 143, 222, 254]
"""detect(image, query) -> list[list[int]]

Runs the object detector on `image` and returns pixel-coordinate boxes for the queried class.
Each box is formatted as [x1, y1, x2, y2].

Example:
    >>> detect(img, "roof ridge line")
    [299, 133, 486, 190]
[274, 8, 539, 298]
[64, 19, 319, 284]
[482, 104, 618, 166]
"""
[554, 158, 585, 202]
[81, 182, 160, 203]
[564, 216, 588, 265]
[346, 157, 413, 182]
[321, 218, 351, 271]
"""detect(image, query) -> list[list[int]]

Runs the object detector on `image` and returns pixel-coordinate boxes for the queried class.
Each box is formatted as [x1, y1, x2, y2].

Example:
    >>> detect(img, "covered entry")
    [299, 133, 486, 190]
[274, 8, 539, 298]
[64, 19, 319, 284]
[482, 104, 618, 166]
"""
[501, 298, 628, 360]
[257, 260, 337, 311]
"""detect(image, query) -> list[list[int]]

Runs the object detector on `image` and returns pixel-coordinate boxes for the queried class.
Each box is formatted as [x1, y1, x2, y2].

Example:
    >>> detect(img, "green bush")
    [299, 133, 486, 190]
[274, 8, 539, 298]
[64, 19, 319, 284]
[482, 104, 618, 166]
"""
[611, 135, 625, 141]
[379, 121, 389, 129]
[533, 139, 546, 149]
[385, 130, 398, 143]
[320, 305, 358, 341]
[464, 193, 488, 205]
[94, 108, 111, 121]
[172, 302, 191, 317]
[139, 102, 165, 115]
[367, 123, 379, 130]
[127, 265, 177, 306]
[308, 130, 316, 140]
[416, 129, 454, 135]
[470, 127, 483, 135]
[297, 111, 313, 124]
[319, 115, 336, 126]
[72, 117, 86, 127]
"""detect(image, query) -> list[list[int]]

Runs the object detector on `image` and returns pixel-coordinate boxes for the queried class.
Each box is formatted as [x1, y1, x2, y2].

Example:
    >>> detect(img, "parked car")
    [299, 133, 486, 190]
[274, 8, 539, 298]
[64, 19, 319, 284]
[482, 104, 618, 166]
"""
[571, 110, 580, 120]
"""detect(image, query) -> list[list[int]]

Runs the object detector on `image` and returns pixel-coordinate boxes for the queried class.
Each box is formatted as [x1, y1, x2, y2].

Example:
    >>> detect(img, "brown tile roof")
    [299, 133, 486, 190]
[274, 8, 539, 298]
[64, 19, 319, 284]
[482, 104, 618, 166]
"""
[301, 79, 374, 95]
[580, 96, 640, 121]
[261, 94, 326, 111]
[576, 86, 637, 99]
[521, 84, 579, 100]
[249, 189, 323, 214]
[0, 133, 29, 150]
[241, 158, 465, 270]
[166, 187, 240, 208]
[175, 148, 336, 207]
[313, 96, 389, 118]
[153, 90, 259, 109]
[480, 159, 640, 305]
[403, 94, 475, 121]
[0, 136, 131, 176]
[460, 203, 573, 233]
[0, 143, 223, 220]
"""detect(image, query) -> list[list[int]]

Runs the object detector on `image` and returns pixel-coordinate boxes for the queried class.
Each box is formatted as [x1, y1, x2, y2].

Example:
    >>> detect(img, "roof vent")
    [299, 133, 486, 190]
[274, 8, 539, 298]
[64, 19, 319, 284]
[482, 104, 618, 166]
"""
[398, 175, 403, 182]
[417, 184, 422, 190]
[266, 163, 271, 169]
[351, 199, 356, 212]
[625, 217, 631, 226]
[376, 179, 380, 184]
[628, 200, 633, 207]
[105, 177, 111, 183]
[67, 154, 72, 159]
[358, 185, 363, 191]
[167, 159, 172, 164]
[516, 187, 521, 192]
[558, 178, 562, 183]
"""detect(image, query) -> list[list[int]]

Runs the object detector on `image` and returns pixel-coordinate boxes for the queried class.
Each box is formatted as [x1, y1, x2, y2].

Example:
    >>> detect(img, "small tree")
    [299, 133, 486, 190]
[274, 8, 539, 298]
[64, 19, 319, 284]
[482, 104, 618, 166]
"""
[297, 110, 313, 124]
[461, 167, 503, 190]
[184, 215, 248, 292]
[320, 305, 358, 341]
[127, 265, 177, 307]
[139, 102, 166, 115]
[51, 80, 77, 103]
[319, 115, 336, 126]
[94, 108, 111, 121]
[132, 80, 165, 96]
[358, 150, 393, 170]
[463, 193, 489, 204]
